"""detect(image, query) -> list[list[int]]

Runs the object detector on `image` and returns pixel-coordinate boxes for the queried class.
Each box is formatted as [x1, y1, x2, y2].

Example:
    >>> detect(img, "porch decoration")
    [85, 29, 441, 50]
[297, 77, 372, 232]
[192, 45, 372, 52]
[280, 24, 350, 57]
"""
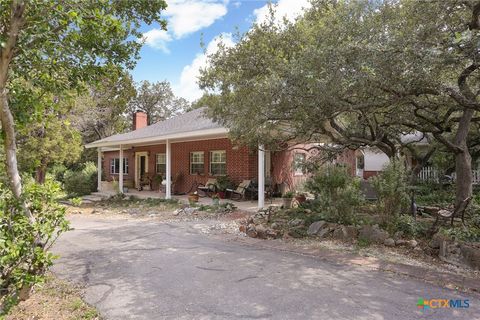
[188, 192, 200, 204]
[282, 191, 295, 209]
[215, 176, 234, 199]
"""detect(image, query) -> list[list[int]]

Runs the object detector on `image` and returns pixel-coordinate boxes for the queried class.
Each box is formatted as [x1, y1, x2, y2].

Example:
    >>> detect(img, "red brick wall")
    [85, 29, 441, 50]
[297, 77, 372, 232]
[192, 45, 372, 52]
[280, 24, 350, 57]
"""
[102, 138, 258, 194]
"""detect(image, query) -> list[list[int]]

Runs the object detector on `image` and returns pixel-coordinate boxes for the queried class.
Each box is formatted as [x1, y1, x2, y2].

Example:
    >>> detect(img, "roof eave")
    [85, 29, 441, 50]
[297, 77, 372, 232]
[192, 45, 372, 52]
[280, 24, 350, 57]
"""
[85, 127, 229, 149]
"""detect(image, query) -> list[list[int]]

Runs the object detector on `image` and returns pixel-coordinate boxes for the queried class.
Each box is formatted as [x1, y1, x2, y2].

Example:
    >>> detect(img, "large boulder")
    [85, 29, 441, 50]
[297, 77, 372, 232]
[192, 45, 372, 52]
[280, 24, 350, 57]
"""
[358, 225, 389, 244]
[384, 238, 396, 247]
[307, 221, 327, 236]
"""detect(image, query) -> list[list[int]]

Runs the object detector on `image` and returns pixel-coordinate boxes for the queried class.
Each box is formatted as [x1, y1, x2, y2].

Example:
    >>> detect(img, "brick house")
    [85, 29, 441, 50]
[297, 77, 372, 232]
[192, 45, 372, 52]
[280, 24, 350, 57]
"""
[85, 108, 324, 208]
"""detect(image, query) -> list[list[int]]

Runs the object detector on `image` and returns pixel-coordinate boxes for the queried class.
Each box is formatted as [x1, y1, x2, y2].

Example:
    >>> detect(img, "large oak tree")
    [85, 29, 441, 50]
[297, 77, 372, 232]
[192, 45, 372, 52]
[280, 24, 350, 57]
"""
[200, 0, 480, 215]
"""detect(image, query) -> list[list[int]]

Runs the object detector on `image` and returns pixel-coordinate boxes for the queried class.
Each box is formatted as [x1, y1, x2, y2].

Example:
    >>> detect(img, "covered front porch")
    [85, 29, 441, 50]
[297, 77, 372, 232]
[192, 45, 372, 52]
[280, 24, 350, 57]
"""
[91, 140, 270, 209]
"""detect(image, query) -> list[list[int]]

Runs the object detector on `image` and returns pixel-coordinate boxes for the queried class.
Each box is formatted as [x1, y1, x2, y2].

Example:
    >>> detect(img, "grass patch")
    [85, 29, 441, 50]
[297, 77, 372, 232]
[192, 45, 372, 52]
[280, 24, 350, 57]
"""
[6, 275, 101, 320]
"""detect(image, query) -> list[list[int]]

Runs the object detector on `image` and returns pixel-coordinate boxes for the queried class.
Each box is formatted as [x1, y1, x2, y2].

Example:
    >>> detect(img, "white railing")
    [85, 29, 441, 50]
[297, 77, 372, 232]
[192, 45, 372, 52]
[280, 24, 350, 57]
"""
[418, 166, 480, 184]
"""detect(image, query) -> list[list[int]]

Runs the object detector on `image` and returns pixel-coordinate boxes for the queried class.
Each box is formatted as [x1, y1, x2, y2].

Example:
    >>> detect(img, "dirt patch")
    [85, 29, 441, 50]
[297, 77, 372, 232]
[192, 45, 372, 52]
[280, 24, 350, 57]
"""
[66, 199, 251, 224]
[6, 275, 100, 320]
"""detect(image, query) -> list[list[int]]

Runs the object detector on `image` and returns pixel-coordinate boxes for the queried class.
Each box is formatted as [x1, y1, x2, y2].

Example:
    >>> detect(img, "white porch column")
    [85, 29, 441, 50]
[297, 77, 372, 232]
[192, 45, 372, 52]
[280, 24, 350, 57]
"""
[166, 139, 172, 199]
[258, 144, 265, 209]
[97, 148, 102, 192]
[119, 145, 124, 193]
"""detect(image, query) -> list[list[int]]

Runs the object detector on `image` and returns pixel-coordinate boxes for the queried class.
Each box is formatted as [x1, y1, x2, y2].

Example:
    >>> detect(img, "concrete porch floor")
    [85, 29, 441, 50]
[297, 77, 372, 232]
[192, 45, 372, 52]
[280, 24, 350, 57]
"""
[89, 189, 282, 212]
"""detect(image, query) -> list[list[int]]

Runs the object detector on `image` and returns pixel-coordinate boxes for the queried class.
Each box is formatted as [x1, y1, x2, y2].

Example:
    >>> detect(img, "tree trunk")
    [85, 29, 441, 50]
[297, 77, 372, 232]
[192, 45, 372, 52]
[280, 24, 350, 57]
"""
[0, 90, 34, 222]
[35, 166, 47, 184]
[454, 108, 475, 213]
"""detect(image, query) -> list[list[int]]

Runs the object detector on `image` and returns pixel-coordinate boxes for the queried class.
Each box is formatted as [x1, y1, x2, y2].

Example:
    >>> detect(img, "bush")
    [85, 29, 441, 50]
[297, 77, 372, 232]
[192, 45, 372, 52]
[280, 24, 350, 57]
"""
[0, 178, 70, 315]
[415, 183, 454, 206]
[304, 165, 363, 225]
[394, 215, 428, 239]
[370, 160, 409, 224]
[439, 226, 480, 242]
[63, 162, 97, 197]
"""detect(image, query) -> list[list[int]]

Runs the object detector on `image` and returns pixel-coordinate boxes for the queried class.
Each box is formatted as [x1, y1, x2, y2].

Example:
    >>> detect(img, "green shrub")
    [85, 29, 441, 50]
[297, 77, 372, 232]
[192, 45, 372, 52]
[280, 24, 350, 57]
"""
[63, 162, 97, 197]
[370, 160, 409, 223]
[0, 178, 70, 315]
[394, 215, 428, 239]
[415, 183, 454, 206]
[50, 164, 68, 184]
[439, 226, 480, 242]
[304, 165, 363, 225]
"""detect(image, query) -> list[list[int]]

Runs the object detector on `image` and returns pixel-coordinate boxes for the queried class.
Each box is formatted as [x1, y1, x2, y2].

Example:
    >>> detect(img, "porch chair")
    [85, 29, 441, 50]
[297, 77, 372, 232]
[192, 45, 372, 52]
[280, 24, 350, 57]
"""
[197, 178, 217, 197]
[226, 180, 251, 201]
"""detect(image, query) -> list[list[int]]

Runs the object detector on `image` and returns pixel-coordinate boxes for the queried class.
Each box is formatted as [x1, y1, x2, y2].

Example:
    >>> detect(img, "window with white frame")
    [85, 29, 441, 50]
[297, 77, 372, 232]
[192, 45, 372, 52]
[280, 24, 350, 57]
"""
[156, 153, 166, 174]
[110, 158, 128, 174]
[210, 150, 226, 175]
[190, 151, 205, 175]
[293, 153, 306, 176]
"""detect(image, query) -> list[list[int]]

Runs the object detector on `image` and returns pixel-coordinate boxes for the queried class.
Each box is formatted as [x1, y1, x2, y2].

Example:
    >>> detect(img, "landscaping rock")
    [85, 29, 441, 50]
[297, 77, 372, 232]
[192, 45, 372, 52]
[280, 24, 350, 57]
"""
[358, 225, 388, 244]
[342, 226, 358, 242]
[395, 239, 407, 246]
[307, 221, 327, 236]
[428, 233, 443, 249]
[184, 207, 198, 215]
[439, 239, 480, 270]
[255, 224, 267, 239]
[288, 219, 305, 227]
[270, 222, 280, 230]
[332, 226, 358, 242]
[384, 238, 396, 247]
[407, 240, 418, 248]
[172, 209, 181, 216]
[239, 225, 246, 233]
[246, 225, 257, 238]
[318, 227, 332, 238]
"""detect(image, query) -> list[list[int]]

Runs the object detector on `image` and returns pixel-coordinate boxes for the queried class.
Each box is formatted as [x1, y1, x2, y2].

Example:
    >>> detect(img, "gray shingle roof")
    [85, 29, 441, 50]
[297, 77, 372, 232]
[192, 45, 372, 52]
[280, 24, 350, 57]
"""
[86, 108, 225, 147]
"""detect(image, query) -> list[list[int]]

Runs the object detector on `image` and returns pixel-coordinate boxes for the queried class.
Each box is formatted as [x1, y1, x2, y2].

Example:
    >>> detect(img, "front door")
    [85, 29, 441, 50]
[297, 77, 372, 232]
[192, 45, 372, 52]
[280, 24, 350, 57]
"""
[135, 152, 149, 188]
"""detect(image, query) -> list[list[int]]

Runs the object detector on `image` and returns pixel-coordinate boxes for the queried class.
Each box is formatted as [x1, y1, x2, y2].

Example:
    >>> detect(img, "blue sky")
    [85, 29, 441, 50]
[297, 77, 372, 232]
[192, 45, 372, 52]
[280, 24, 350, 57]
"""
[131, 0, 311, 102]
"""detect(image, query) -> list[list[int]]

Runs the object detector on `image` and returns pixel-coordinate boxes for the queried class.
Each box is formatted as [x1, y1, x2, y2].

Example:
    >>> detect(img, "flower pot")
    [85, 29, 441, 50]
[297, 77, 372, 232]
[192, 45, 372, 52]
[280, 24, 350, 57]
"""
[283, 197, 293, 209]
[295, 195, 306, 203]
[188, 194, 199, 203]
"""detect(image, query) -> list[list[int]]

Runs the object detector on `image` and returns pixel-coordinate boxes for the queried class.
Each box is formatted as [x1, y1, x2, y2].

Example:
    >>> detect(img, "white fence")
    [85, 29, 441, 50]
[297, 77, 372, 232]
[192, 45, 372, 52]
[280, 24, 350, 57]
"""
[418, 166, 480, 184]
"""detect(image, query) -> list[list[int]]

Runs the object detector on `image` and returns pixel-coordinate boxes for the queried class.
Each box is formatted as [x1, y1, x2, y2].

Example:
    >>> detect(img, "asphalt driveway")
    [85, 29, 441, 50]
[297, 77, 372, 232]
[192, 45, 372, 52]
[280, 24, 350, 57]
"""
[52, 216, 478, 320]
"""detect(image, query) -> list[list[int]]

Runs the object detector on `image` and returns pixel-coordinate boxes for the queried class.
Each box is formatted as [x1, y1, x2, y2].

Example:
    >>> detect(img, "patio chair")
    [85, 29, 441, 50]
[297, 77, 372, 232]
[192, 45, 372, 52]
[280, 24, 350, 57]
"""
[226, 180, 251, 200]
[197, 178, 217, 197]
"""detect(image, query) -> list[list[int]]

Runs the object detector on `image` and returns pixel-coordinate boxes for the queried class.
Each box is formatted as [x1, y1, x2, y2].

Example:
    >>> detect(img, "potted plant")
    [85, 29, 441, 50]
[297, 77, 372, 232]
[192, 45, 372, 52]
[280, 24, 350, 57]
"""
[188, 191, 199, 204]
[282, 191, 295, 209]
[215, 175, 233, 199]
[211, 193, 220, 206]
[295, 192, 307, 204]
[153, 174, 163, 191]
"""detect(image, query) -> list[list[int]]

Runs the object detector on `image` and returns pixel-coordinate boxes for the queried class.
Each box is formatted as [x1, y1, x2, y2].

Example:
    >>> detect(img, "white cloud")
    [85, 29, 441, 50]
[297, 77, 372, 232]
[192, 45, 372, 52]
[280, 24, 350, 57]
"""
[167, 0, 228, 38]
[175, 33, 234, 101]
[142, 1, 228, 52]
[253, 0, 311, 25]
[142, 29, 173, 53]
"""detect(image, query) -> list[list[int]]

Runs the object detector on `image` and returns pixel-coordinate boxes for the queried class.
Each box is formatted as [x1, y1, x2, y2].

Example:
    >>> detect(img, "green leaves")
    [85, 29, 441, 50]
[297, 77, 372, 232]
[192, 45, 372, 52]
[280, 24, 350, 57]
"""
[0, 178, 69, 315]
